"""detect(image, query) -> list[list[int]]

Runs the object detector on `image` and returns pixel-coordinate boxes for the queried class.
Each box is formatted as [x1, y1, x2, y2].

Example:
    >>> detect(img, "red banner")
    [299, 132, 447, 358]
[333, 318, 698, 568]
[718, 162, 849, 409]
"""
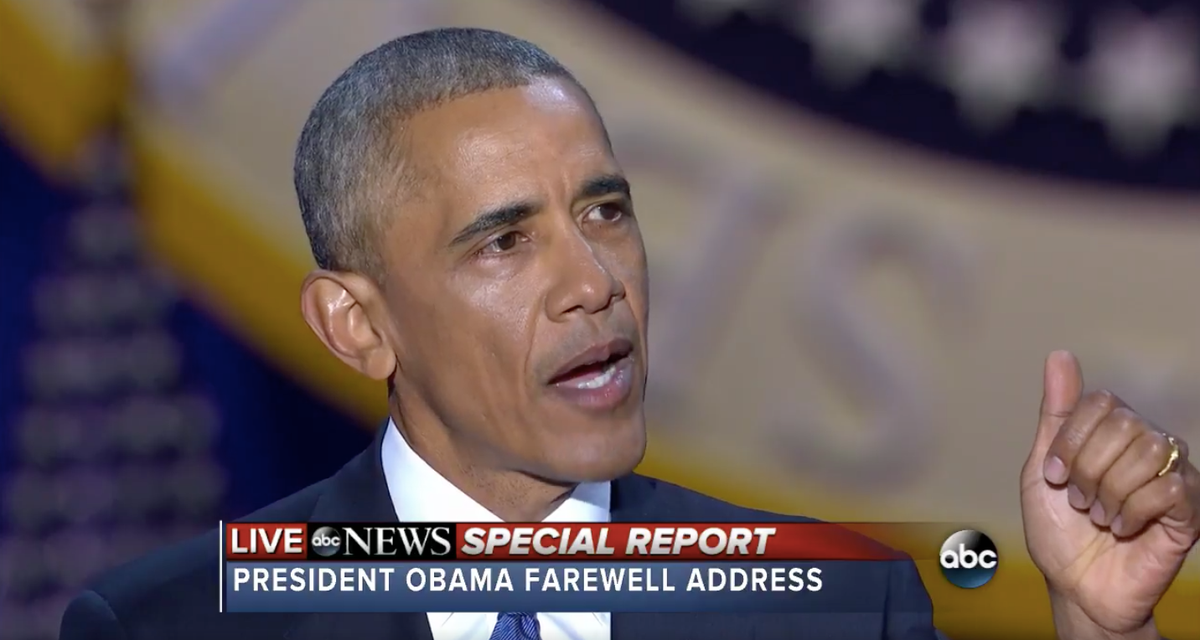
[223, 522, 927, 561]
[455, 523, 909, 561]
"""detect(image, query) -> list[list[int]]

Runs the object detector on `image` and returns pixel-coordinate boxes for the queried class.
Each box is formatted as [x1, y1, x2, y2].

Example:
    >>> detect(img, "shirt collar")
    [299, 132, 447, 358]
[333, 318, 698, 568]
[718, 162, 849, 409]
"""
[381, 419, 612, 627]
[381, 419, 611, 522]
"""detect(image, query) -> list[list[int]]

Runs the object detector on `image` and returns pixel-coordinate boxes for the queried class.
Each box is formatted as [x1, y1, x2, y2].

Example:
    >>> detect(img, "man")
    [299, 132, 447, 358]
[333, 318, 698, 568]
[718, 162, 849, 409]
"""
[61, 28, 1199, 640]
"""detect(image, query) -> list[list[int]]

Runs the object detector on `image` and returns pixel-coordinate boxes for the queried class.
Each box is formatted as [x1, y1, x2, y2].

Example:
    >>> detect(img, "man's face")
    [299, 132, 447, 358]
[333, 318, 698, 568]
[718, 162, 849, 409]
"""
[379, 78, 649, 483]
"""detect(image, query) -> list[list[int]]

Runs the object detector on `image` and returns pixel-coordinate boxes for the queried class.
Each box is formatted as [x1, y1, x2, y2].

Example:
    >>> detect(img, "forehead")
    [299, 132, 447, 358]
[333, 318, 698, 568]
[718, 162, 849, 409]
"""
[400, 80, 616, 230]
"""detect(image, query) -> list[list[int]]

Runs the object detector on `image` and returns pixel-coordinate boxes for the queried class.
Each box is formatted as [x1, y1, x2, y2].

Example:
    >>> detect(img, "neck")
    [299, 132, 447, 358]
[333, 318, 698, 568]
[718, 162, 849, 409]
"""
[388, 396, 576, 522]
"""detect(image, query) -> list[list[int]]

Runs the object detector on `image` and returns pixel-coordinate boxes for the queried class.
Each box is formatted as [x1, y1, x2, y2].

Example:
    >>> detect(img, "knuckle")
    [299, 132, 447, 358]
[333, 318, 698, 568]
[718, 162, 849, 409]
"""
[1088, 390, 1122, 413]
[1071, 460, 1102, 487]
[1144, 434, 1170, 459]
[1062, 428, 1089, 449]
[1163, 474, 1186, 501]
[1109, 408, 1143, 436]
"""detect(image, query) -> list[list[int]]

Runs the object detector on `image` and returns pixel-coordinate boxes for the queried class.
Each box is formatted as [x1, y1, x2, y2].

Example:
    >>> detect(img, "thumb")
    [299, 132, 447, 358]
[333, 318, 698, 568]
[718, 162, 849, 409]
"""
[1029, 350, 1083, 468]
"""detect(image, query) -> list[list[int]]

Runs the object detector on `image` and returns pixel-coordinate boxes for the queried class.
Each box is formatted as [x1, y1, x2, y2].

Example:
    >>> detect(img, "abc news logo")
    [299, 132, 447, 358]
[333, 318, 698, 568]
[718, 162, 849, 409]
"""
[309, 525, 454, 559]
[310, 526, 344, 557]
[939, 529, 998, 589]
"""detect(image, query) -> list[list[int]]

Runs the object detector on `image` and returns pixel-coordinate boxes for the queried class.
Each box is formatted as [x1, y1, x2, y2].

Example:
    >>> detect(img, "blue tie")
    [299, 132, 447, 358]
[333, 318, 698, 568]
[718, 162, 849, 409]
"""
[489, 612, 541, 640]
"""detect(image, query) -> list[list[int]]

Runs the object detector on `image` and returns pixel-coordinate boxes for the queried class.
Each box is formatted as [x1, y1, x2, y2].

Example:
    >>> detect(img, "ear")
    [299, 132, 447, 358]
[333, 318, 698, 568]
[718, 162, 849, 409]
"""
[299, 269, 396, 380]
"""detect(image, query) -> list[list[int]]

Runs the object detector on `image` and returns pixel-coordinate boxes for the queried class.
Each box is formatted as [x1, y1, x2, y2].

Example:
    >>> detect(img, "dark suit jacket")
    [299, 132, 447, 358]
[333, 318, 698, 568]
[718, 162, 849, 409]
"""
[61, 425, 940, 640]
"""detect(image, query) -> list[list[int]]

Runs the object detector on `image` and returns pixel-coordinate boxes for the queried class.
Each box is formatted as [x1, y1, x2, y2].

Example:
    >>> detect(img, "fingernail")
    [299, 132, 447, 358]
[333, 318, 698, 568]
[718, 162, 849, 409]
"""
[1067, 485, 1085, 509]
[1044, 456, 1067, 484]
[1089, 501, 1105, 525]
[1110, 516, 1123, 535]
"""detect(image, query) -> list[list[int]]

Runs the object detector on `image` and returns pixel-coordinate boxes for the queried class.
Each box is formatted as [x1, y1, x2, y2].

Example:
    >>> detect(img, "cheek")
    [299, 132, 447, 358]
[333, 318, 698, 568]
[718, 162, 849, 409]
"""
[457, 277, 542, 369]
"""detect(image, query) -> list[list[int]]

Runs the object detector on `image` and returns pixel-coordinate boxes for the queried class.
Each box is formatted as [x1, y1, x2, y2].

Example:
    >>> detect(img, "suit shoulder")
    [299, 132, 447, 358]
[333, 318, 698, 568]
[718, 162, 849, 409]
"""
[84, 478, 330, 617]
[631, 474, 822, 523]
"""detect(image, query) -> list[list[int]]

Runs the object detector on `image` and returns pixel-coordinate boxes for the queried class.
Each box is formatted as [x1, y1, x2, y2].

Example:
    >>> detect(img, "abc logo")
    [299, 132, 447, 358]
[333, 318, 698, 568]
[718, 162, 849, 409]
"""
[310, 526, 341, 557]
[939, 529, 998, 589]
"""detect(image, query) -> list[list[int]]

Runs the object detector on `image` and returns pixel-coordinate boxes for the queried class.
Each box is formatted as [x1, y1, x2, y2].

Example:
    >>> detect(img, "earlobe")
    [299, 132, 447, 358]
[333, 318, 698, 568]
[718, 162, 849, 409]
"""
[299, 270, 397, 380]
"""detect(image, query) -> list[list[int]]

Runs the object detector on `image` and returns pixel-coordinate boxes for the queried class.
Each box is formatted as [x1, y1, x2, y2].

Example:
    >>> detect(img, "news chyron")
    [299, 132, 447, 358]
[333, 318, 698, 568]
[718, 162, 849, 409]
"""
[228, 522, 454, 561]
[221, 522, 946, 614]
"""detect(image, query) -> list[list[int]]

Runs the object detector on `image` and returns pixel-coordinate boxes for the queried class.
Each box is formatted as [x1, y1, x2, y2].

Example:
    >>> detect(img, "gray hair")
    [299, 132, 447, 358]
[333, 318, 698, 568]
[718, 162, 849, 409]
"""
[293, 27, 588, 280]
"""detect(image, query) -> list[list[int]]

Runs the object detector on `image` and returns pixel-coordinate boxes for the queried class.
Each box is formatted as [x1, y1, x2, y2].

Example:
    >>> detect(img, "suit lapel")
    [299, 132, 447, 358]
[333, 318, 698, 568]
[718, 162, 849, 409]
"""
[283, 422, 434, 640]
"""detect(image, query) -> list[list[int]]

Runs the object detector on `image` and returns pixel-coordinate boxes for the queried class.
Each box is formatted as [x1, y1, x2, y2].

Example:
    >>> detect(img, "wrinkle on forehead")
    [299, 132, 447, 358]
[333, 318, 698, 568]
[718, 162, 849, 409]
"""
[441, 85, 603, 174]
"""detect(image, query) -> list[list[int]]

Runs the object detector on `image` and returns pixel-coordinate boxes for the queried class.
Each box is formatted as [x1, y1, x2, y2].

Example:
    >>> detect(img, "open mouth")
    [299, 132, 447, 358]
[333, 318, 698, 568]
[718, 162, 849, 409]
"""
[547, 338, 635, 392]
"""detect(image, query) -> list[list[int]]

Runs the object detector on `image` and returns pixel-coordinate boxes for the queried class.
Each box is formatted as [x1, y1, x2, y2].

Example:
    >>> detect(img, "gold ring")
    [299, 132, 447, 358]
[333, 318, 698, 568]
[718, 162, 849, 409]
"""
[1157, 435, 1181, 477]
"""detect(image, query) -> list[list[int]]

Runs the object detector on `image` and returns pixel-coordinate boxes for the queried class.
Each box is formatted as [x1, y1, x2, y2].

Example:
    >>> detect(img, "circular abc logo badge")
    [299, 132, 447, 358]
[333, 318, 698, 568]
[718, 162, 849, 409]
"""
[310, 526, 342, 557]
[939, 529, 998, 589]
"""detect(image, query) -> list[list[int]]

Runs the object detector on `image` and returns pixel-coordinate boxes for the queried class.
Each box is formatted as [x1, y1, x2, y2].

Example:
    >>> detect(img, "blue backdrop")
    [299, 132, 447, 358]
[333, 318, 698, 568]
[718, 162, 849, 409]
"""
[0, 130, 371, 638]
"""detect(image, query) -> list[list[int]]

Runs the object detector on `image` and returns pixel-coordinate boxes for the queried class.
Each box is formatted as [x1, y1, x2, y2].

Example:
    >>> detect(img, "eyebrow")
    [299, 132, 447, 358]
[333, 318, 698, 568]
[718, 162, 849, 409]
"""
[448, 200, 538, 248]
[448, 173, 631, 248]
[576, 173, 631, 202]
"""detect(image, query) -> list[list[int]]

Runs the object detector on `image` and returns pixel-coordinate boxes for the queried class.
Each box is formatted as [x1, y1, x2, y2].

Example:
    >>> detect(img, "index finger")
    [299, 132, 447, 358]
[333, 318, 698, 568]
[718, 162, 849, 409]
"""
[1043, 390, 1126, 485]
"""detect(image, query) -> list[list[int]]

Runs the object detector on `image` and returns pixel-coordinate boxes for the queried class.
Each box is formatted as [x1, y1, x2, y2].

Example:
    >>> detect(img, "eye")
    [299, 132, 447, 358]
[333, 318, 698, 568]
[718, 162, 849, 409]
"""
[584, 202, 627, 223]
[480, 231, 524, 255]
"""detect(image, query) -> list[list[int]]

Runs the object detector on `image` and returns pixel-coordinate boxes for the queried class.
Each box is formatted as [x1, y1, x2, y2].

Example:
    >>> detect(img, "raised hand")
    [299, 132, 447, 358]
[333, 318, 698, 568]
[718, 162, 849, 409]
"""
[1021, 351, 1200, 639]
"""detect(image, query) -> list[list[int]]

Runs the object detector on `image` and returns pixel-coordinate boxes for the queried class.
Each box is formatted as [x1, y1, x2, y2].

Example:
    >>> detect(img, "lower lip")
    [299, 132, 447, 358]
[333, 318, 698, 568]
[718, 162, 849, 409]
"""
[548, 356, 636, 411]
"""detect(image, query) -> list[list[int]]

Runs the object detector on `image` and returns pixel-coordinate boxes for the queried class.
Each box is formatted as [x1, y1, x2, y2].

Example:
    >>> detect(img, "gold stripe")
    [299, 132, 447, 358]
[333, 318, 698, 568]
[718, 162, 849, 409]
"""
[0, 0, 117, 174]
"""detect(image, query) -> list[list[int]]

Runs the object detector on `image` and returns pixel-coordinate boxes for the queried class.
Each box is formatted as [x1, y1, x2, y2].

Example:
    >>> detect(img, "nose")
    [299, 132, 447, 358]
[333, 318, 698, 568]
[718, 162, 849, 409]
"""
[545, 230, 625, 321]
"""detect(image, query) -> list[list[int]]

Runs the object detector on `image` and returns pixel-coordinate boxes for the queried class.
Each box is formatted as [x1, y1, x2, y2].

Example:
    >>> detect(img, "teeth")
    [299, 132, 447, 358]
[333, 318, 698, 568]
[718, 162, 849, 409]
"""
[573, 361, 618, 389]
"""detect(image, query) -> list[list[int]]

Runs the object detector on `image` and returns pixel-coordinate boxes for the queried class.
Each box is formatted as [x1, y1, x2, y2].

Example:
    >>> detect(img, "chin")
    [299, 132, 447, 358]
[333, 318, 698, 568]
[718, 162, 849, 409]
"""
[542, 419, 647, 483]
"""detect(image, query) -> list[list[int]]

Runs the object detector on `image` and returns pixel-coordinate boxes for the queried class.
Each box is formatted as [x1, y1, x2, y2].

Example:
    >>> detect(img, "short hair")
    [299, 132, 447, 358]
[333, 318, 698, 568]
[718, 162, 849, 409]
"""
[293, 27, 590, 281]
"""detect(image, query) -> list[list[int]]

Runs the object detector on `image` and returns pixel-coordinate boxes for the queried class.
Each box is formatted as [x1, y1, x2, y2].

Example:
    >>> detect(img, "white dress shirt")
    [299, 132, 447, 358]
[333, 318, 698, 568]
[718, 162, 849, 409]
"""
[381, 420, 612, 640]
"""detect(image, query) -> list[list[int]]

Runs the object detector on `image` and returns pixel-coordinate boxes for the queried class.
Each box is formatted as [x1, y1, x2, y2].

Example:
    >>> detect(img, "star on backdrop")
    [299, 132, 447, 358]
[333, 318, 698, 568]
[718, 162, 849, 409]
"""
[663, 0, 1200, 159]
[794, 0, 924, 86]
[936, 0, 1063, 130]
[1078, 9, 1199, 155]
